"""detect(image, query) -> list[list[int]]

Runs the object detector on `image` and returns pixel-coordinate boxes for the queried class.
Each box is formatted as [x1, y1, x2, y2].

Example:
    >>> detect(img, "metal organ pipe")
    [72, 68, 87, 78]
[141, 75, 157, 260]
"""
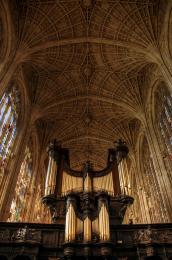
[84, 217, 92, 241]
[45, 156, 57, 195]
[105, 205, 110, 240]
[93, 172, 114, 196]
[61, 171, 83, 196]
[84, 173, 92, 192]
[98, 197, 110, 241]
[65, 197, 76, 242]
[83, 168, 92, 241]
[118, 158, 130, 195]
[42, 140, 132, 247]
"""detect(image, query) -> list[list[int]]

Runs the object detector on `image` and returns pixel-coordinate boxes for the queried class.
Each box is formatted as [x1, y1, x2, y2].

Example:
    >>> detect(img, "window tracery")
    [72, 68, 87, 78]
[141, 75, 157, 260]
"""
[123, 163, 144, 224]
[8, 146, 32, 222]
[142, 137, 168, 223]
[155, 85, 172, 185]
[0, 86, 19, 185]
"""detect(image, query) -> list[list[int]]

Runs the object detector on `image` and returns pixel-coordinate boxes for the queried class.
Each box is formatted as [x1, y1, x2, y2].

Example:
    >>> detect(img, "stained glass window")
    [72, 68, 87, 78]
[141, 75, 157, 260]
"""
[8, 146, 32, 222]
[155, 86, 172, 185]
[32, 185, 42, 222]
[31, 184, 51, 223]
[0, 86, 19, 185]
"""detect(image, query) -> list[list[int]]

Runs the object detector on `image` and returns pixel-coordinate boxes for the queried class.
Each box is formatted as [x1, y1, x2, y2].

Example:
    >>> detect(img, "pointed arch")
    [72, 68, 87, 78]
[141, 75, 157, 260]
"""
[0, 69, 32, 221]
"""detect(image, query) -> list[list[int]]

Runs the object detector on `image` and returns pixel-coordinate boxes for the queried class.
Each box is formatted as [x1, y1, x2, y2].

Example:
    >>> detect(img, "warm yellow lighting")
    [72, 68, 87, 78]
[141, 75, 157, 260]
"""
[84, 173, 92, 192]
[93, 172, 114, 196]
[99, 203, 110, 241]
[61, 171, 83, 196]
[45, 157, 57, 195]
[84, 216, 92, 241]
[65, 203, 76, 242]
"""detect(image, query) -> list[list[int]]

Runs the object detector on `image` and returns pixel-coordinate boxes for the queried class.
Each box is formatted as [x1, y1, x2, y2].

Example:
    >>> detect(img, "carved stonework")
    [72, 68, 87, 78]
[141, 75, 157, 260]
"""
[0, 224, 171, 259]
[135, 226, 159, 244]
[14, 226, 41, 243]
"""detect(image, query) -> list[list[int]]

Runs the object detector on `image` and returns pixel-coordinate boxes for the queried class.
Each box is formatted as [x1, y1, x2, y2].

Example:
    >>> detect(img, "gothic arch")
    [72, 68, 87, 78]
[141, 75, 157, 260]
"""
[5, 75, 31, 167]
[0, 70, 32, 220]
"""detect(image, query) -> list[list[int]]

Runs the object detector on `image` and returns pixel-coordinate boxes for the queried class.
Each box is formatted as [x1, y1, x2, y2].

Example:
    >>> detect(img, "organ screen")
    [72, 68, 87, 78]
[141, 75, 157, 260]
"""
[93, 171, 114, 196]
[43, 139, 133, 245]
[61, 171, 83, 196]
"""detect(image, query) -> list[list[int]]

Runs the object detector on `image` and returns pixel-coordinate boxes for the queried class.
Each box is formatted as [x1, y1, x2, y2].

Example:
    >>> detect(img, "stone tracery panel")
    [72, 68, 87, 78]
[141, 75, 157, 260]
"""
[155, 84, 172, 187]
[141, 136, 168, 223]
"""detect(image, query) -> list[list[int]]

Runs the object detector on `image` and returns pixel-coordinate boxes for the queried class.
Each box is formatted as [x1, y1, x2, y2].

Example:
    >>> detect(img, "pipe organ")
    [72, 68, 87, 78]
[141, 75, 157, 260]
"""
[93, 171, 114, 196]
[45, 156, 57, 196]
[65, 196, 76, 242]
[61, 171, 83, 196]
[42, 139, 133, 258]
[118, 158, 131, 195]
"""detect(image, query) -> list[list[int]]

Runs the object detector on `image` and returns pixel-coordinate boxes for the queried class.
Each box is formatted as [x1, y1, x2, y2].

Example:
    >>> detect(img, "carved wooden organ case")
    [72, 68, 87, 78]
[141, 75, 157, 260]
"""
[42, 140, 133, 256]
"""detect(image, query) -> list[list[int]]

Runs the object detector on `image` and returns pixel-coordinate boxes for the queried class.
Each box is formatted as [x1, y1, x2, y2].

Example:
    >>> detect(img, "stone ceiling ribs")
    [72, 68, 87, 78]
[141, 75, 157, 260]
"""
[2, 0, 167, 169]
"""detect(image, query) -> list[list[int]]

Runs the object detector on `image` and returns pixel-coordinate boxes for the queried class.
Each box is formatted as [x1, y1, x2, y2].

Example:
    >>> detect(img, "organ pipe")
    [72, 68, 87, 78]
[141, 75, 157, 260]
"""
[118, 159, 131, 196]
[93, 172, 114, 196]
[45, 156, 57, 196]
[42, 139, 132, 244]
[98, 196, 110, 241]
[76, 217, 83, 234]
[65, 197, 76, 242]
[61, 171, 83, 196]
[84, 216, 92, 241]
[92, 218, 99, 234]
[84, 173, 92, 192]
[99, 203, 110, 241]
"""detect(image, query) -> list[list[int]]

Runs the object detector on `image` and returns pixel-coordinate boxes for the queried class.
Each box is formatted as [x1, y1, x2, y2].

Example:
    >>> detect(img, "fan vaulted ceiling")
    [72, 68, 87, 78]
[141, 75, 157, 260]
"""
[8, 0, 167, 170]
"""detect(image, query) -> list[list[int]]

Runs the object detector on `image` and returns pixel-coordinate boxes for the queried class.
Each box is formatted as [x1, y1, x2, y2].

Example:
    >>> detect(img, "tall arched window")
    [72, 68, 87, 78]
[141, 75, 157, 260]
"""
[155, 85, 172, 185]
[142, 136, 168, 223]
[8, 146, 32, 222]
[0, 86, 19, 185]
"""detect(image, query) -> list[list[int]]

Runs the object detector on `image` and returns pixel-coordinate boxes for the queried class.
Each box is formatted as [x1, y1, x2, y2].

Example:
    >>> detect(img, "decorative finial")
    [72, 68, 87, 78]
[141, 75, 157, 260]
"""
[114, 139, 129, 163]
